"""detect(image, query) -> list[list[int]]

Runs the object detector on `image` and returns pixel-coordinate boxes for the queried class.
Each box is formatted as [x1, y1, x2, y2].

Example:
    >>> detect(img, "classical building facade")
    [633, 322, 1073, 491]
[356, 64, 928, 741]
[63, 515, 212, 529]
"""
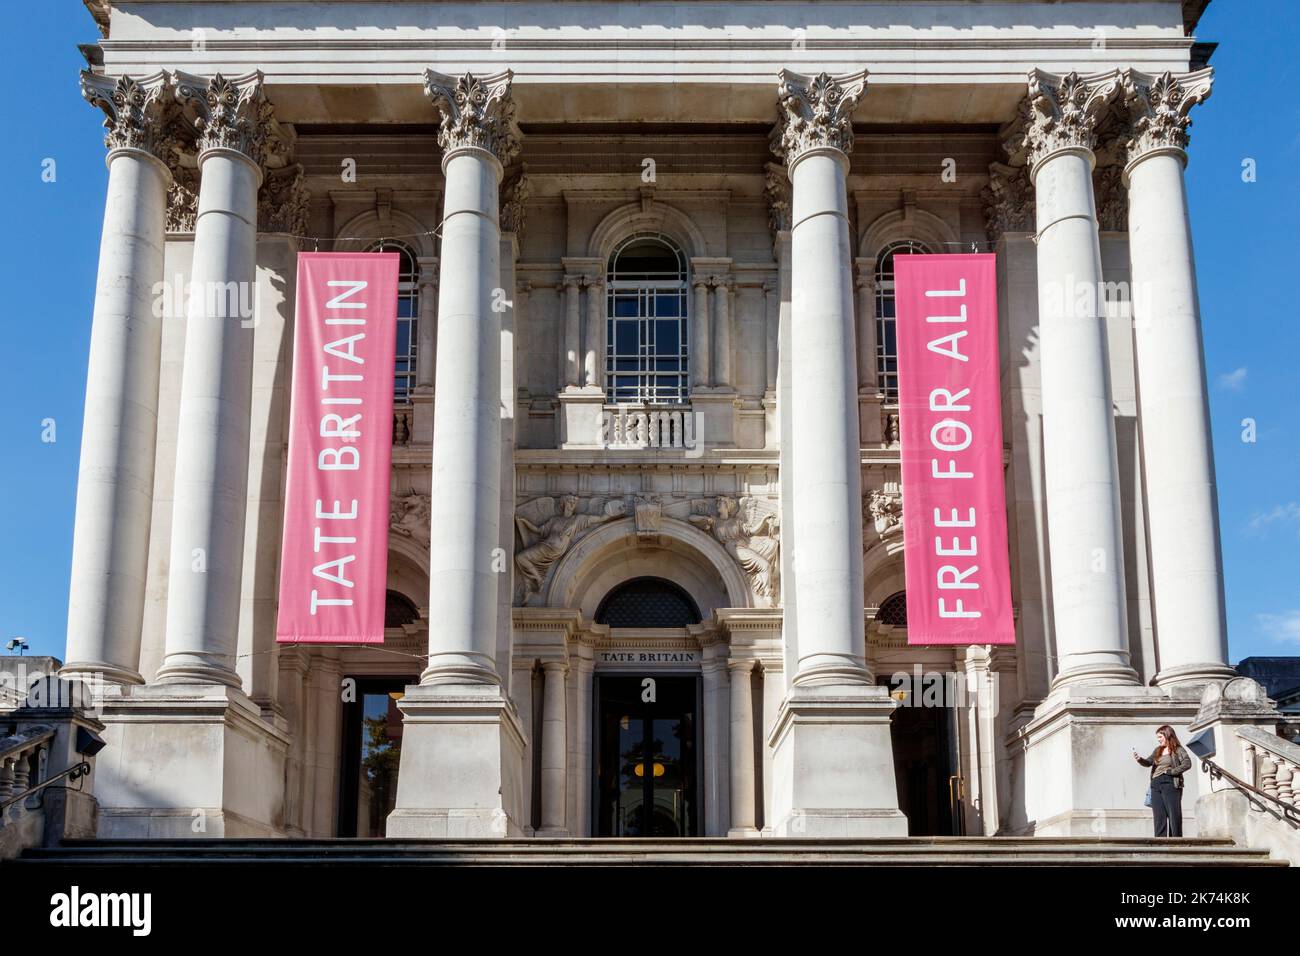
[59, 0, 1245, 841]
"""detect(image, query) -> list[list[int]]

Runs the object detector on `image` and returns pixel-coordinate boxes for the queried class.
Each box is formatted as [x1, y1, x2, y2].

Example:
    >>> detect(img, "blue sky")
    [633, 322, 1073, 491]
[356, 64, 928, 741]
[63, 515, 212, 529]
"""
[1, 2, 1296, 664]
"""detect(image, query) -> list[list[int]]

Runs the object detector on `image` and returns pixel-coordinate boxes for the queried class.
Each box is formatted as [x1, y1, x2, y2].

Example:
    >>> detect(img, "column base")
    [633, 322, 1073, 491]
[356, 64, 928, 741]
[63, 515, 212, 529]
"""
[558, 386, 606, 450]
[1006, 683, 1203, 837]
[385, 683, 527, 838]
[91, 681, 290, 838]
[536, 826, 570, 837]
[727, 826, 762, 839]
[766, 682, 908, 837]
[1153, 661, 1238, 691]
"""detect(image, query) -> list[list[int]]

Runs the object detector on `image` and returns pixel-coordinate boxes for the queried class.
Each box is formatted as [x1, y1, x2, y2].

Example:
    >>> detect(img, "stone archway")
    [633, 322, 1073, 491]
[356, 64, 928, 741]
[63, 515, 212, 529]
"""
[544, 516, 751, 619]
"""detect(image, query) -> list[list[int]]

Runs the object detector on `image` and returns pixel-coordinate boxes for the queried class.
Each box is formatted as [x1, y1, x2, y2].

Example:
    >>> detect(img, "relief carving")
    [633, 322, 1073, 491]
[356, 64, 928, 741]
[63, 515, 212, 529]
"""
[389, 494, 431, 549]
[514, 495, 626, 602]
[864, 486, 903, 548]
[688, 496, 781, 603]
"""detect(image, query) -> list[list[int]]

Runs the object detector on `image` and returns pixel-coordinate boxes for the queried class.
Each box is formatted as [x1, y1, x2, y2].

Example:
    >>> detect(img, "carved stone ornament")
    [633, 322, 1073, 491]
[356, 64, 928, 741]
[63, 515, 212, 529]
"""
[258, 163, 310, 235]
[1119, 68, 1214, 166]
[500, 165, 531, 235]
[1093, 163, 1127, 232]
[389, 494, 432, 550]
[514, 496, 626, 603]
[688, 496, 780, 603]
[864, 487, 903, 546]
[166, 163, 199, 234]
[173, 71, 279, 170]
[423, 70, 522, 167]
[773, 69, 868, 166]
[981, 162, 1035, 239]
[763, 162, 792, 235]
[80, 71, 173, 165]
[1015, 69, 1121, 171]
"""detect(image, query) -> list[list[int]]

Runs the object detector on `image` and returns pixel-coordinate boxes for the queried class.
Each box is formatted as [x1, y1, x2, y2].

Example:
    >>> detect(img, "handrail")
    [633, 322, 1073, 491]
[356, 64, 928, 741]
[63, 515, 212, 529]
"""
[0, 726, 55, 763]
[1201, 757, 1300, 828]
[0, 761, 91, 813]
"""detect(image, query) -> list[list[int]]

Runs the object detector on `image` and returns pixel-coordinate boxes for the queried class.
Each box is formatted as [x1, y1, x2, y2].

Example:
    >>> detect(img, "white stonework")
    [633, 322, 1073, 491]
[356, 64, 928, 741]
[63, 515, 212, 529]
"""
[61, 0, 1261, 846]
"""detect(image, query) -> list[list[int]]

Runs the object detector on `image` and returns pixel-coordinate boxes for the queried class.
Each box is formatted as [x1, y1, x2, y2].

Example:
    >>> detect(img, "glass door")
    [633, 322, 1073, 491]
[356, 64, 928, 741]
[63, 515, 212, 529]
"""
[338, 678, 408, 837]
[595, 675, 700, 837]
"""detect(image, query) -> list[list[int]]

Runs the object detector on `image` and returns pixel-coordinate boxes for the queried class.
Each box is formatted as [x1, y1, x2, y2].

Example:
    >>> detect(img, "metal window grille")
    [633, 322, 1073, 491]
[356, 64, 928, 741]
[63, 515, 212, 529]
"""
[605, 233, 690, 404]
[368, 240, 420, 403]
[875, 239, 930, 403]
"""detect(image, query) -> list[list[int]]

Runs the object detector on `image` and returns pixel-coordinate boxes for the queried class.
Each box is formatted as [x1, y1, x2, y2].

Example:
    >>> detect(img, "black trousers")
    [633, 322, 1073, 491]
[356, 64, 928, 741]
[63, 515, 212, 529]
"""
[1151, 775, 1183, 837]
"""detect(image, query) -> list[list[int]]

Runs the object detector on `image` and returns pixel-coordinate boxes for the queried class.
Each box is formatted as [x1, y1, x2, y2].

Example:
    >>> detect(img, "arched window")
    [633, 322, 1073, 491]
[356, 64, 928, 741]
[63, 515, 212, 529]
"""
[874, 590, 908, 627]
[368, 240, 420, 403]
[606, 234, 689, 405]
[384, 590, 420, 629]
[595, 577, 702, 628]
[874, 240, 929, 403]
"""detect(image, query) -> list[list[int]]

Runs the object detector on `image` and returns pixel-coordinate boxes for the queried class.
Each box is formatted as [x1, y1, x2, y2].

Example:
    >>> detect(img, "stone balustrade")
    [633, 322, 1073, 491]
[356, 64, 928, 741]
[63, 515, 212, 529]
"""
[1239, 726, 1300, 817]
[601, 404, 698, 450]
[393, 405, 414, 446]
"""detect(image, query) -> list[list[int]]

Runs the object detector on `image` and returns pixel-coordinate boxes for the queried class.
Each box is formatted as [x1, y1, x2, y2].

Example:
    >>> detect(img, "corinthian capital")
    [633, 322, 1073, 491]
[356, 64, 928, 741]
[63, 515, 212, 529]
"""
[773, 69, 867, 167]
[80, 71, 173, 165]
[173, 71, 278, 171]
[423, 70, 521, 168]
[1015, 69, 1121, 171]
[1119, 68, 1213, 167]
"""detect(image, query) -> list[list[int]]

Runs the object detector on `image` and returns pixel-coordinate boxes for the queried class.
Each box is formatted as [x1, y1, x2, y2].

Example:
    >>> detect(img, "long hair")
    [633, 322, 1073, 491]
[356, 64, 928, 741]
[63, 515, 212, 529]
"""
[1156, 724, 1182, 757]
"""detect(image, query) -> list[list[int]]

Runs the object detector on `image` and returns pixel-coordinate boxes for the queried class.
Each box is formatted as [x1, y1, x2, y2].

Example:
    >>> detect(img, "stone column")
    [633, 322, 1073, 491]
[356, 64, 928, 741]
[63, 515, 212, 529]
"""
[583, 274, 604, 390]
[562, 274, 582, 389]
[691, 275, 711, 390]
[538, 659, 568, 835]
[415, 260, 438, 389]
[767, 70, 905, 837]
[778, 70, 871, 687]
[156, 72, 272, 686]
[1120, 69, 1234, 688]
[1018, 70, 1139, 687]
[712, 275, 733, 389]
[854, 266, 878, 394]
[728, 658, 759, 836]
[419, 70, 516, 686]
[63, 73, 173, 686]
[762, 280, 778, 395]
[388, 71, 526, 839]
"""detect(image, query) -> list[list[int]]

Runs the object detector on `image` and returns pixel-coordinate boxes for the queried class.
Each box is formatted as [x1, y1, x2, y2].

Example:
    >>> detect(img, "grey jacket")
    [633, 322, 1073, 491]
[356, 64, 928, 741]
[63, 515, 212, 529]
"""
[1138, 745, 1193, 788]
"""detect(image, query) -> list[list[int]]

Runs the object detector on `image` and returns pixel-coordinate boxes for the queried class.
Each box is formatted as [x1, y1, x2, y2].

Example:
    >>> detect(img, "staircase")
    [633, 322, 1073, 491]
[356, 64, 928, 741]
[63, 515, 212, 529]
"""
[11, 836, 1287, 866]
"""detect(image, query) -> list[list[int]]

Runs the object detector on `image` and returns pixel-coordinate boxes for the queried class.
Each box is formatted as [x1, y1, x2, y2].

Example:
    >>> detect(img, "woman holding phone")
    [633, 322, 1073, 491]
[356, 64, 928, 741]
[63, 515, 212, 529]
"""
[1133, 724, 1193, 836]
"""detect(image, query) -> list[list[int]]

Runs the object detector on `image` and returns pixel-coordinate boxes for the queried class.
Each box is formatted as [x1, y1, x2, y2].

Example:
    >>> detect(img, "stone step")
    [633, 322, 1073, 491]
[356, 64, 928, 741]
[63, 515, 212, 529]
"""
[17, 837, 1286, 866]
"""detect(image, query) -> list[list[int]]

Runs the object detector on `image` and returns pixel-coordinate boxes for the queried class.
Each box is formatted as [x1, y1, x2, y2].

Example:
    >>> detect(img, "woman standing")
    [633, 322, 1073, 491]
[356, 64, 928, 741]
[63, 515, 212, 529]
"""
[1133, 725, 1193, 836]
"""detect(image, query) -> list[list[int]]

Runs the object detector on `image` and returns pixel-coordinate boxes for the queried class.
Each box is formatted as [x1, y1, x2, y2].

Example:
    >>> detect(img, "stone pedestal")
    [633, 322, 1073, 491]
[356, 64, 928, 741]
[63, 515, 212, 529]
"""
[767, 683, 908, 836]
[691, 391, 738, 449]
[558, 386, 607, 449]
[1009, 684, 1203, 837]
[385, 684, 528, 837]
[91, 682, 289, 838]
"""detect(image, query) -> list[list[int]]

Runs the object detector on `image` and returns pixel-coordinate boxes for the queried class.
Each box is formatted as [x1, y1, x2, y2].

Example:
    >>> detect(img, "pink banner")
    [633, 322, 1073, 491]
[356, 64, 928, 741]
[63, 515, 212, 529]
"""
[894, 254, 1014, 645]
[276, 253, 400, 644]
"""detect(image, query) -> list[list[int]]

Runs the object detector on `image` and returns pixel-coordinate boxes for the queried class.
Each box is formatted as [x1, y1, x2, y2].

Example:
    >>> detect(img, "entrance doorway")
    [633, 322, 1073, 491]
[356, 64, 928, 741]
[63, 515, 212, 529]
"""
[880, 675, 960, 836]
[594, 675, 701, 837]
[338, 677, 408, 837]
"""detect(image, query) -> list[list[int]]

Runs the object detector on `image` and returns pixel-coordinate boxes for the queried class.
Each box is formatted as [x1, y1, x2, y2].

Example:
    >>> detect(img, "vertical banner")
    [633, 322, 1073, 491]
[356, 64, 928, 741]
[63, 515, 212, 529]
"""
[895, 254, 1015, 645]
[276, 252, 400, 644]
